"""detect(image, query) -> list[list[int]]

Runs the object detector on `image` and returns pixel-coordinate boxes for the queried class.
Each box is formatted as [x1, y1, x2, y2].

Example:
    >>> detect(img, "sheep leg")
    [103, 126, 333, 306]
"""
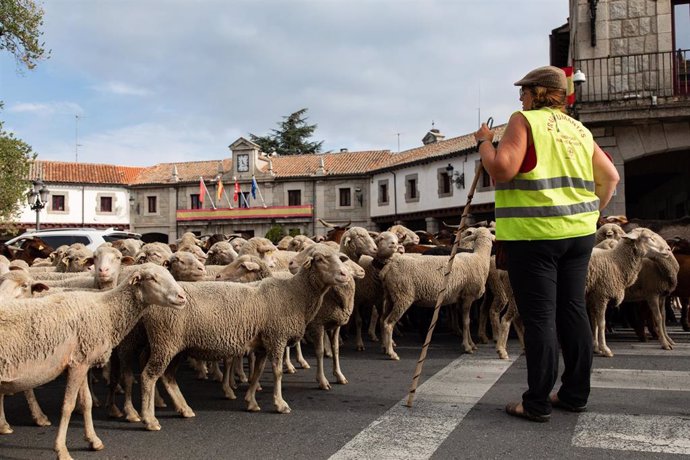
[25, 389, 51, 426]
[648, 297, 672, 350]
[0, 395, 12, 434]
[221, 357, 237, 400]
[328, 326, 348, 385]
[367, 306, 379, 342]
[381, 300, 404, 360]
[353, 304, 366, 351]
[595, 305, 613, 357]
[160, 357, 195, 418]
[88, 370, 101, 408]
[54, 366, 101, 459]
[245, 352, 267, 412]
[294, 341, 311, 368]
[323, 334, 333, 359]
[661, 297, 675, 346]
[105, 352, 124, 419]
[207, 361, 223, 382]
[248, 352, 261, 391]
[489, 297, 504, 345]
[478, 294, 491, 344]
[460, 298, 478, 353]
[77, 372, 104, 452]
[270, 349, 291, 414]
[235, 354, 248, 383]
[495, 305, 515, 360]
[140, 351, 175, 431]
[283, 347, 297, 374]
[310, 326, 331, 390]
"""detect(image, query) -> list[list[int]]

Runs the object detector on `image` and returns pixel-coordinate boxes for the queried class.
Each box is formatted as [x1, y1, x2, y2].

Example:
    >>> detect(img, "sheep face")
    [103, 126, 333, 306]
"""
[206, 241, 238, 265]
[374, 232, 400, 259]
[130, 263, 187, 309]
[136, 243, 173, 266]
[596, 223, 625, 244]
[93, 246, 124, 285]
[168, 252, 207, 281]
[276, 236, 294, 250]
[389, 224, 420, 246]
[0, 271, 49, 299]
[287, 235, 314, 252]
[215, 255, 269, 282]
[300, 247, 351, 286]
[230, 237, 247, 253]
[340, 227, 378, 257]
[625, 228, 673, 259]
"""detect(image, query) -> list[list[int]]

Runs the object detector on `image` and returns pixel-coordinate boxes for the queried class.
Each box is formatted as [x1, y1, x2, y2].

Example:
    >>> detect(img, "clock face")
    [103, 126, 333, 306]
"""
[237, 154, 249, 172]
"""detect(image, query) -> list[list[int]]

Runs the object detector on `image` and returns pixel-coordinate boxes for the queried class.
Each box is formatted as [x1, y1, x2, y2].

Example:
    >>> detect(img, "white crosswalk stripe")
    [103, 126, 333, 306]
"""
[330, 350, 516, 460]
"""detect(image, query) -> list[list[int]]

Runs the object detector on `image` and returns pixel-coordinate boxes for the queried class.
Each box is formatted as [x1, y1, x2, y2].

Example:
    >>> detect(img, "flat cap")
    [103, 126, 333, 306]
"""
[514, 66, 567, 91]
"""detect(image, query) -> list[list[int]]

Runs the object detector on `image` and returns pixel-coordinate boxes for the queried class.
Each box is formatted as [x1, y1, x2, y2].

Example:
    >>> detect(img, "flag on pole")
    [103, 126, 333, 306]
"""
[561, 66, 575, 106]
[251, 176, 258, 199]
[216, 178, 225, 202]
[233, 177, 240, 202]
[199, 177, 206, 204]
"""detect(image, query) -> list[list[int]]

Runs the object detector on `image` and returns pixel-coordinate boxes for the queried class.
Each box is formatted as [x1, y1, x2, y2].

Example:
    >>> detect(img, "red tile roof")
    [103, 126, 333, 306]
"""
[130, 159, 233, 185]
[29, 161, 145, 185]
[268, 150, 393, 178]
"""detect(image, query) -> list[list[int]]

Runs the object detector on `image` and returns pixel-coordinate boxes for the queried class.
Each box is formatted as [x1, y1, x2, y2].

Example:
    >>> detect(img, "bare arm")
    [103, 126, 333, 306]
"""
[592, 142, 620, 210]
[475, 112, 529, 183]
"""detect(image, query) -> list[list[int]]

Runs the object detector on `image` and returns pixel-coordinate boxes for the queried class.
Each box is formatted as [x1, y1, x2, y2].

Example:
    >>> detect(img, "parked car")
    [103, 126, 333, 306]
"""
[3, 227, 141, 253]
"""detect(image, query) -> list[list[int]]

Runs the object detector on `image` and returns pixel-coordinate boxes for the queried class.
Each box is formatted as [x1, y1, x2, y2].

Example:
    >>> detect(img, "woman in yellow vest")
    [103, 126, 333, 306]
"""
[474, 66, 619, 423]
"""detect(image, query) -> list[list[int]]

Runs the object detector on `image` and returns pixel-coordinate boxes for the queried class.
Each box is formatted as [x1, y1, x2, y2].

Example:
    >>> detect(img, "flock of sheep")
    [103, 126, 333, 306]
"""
[0, 218, 688, 459]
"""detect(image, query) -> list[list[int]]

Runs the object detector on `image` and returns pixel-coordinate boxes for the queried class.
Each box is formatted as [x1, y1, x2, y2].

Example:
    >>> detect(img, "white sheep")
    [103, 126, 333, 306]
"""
[0, 270, 51, 434]
[595, 222, 626, 244]
[586, 227, 673, 357]
[0, 263, 186, 460]
[276, 235, 294, 250]
[132, 244, 350, 430]
[623, 232, 679, 350]
[135, 242, 173, 265]
[379, 227, 494, 360]
[205, 241, 238, 265]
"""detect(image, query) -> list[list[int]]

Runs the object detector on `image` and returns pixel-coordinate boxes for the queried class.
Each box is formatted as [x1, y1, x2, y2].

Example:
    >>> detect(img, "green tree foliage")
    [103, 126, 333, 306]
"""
[0, 0, 49, 70]
[0, 114, 34, 224]
[250, 108, 323, 156]
[264, 225, 286, 244]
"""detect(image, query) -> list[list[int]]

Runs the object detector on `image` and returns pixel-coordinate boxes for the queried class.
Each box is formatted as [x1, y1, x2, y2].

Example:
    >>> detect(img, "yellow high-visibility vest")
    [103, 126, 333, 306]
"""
[494, 108, 599, 241]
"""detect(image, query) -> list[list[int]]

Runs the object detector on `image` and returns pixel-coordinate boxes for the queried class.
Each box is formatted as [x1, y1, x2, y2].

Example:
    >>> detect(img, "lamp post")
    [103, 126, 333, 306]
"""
[27, 180, 50, 231]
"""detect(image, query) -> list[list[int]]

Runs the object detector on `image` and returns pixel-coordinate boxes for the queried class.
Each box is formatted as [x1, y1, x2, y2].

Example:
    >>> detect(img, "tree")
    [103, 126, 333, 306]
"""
[0, 113, 35, 224]
[0, 0, 49, 70]
[250, 108, 323, 155]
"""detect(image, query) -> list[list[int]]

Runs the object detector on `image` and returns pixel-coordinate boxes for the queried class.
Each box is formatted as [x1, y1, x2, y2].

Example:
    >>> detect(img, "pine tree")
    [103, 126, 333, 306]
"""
[250, 108, 323, 155]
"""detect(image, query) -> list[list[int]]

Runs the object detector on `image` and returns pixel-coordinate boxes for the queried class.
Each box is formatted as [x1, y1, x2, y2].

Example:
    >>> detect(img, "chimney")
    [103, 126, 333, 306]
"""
[340, 148, 348, 153]
[171, 164, 179, 182]
[422, 127, 445, 145]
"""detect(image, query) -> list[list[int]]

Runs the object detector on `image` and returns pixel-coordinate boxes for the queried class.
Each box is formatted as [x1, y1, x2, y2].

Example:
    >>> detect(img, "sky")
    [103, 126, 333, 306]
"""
[0, 0, 569, 167]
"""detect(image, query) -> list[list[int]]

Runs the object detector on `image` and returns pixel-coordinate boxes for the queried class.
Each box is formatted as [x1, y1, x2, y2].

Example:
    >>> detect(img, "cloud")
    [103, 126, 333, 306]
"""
[8, 101, 84, 117]
[91, 81, 152, 96]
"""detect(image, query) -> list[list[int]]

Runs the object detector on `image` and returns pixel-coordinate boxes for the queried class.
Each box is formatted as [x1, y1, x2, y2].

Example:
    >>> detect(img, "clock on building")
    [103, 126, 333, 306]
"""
[237, 154, 249, 172]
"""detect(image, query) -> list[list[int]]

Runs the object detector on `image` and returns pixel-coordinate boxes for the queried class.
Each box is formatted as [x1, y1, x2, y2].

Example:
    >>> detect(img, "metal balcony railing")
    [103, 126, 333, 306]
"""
[574, 49, 689, 103]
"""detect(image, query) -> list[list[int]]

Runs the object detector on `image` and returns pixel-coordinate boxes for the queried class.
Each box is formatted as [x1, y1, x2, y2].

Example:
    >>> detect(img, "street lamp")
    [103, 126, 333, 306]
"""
[26, 180, 50, 231]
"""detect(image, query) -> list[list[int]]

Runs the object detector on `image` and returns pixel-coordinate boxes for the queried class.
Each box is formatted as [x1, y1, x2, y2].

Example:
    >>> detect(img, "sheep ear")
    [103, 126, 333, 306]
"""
[301, 256, 314, 269]
[368, 231, 379, 238]
[242, 261, 261, 272]
[31, 283, 50, 294]
[129, 273, 142, 285]
[341, 235, 352, 248]
[169, 243, 178, 252]
[339, 254, 350, 263]
[162, 259, 171, 268]
[83, 257, 95, 268]
[121, 256, 136, 266]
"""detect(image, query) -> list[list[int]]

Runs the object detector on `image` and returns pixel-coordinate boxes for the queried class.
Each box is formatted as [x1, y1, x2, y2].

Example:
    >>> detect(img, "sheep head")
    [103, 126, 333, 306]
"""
[0, 270, 49, 299]
[128, 263, 187, 309]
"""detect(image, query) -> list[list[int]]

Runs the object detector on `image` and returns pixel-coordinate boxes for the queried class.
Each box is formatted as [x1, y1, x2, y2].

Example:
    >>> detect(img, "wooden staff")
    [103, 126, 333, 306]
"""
[405, 118, 493, 408]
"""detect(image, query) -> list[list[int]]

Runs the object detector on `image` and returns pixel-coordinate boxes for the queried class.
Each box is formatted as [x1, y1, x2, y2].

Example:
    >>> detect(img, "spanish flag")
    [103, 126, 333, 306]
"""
[216, 179, 224, 202]
[233, 178, 240, 202]
[561, 66, 575, 106]
[199, 177, 206, 204]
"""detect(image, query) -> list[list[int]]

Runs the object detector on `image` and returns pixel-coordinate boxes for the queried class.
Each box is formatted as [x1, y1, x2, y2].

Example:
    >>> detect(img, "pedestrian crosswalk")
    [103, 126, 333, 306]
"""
[330, 336, 690, 459]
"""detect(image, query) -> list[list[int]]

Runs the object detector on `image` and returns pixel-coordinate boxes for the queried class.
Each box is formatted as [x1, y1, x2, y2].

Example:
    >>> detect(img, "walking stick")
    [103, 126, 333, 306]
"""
[405, 117, 493, 408]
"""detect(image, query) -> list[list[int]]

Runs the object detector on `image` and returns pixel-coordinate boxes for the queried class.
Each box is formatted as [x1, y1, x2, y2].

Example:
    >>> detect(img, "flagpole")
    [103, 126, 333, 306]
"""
[241, 191, 250, 208]
[252, 176, 268, 208]
[223, 190, 234, 209]
[203, 177, 217, 209]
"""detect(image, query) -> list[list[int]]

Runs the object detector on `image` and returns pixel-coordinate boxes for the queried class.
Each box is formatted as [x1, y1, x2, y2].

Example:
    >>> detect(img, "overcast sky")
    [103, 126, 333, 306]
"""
[0, 0, 569, 167]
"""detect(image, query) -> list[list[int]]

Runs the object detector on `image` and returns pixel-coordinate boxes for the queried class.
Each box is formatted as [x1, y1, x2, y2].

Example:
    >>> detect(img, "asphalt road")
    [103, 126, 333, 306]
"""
[2, 325, 690, 460]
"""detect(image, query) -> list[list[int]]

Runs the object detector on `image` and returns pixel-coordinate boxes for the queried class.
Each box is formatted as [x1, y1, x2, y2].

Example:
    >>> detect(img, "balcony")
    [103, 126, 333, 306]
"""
[176, 205, 313, 222]
[574, 49, 690, 124]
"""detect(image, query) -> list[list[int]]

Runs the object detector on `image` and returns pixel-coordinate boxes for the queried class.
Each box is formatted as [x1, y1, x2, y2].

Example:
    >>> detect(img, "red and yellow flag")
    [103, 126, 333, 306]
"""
[216, 179, 224, 201]
[561, 66, 575, 106]
[233, 178, 240, 202]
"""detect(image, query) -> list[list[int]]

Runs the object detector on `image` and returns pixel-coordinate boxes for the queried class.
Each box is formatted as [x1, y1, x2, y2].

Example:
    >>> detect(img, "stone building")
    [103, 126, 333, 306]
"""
[554, 0, 690, 218]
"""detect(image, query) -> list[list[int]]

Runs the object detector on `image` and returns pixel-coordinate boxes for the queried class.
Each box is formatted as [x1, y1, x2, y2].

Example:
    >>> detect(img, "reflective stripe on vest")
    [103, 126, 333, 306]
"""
[495, 176, 595, 192]
[495, 199, 599, 218]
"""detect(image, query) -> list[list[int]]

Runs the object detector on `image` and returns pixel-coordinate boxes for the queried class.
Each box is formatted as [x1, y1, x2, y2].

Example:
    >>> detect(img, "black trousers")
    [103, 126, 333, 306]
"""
[504, 234, 594, 416]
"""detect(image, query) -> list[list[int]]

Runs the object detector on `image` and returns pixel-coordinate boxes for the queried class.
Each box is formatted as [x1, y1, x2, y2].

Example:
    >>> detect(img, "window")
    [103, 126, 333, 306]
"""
[147, 196, 157, 213]
[239, 191, 250, 208]
[438, 170, 452, 197]
[476, 160, 495, 192]
[339, 188, 351, 207]
[378, 180, 389, 206]
[52, 195, 65, 211]
[190, 194, 202, 209]
[288, 190, 301, 206]
[405, 174, 419, 203]
[673, 1, 690, 94]
[100, 196, 112, 213]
